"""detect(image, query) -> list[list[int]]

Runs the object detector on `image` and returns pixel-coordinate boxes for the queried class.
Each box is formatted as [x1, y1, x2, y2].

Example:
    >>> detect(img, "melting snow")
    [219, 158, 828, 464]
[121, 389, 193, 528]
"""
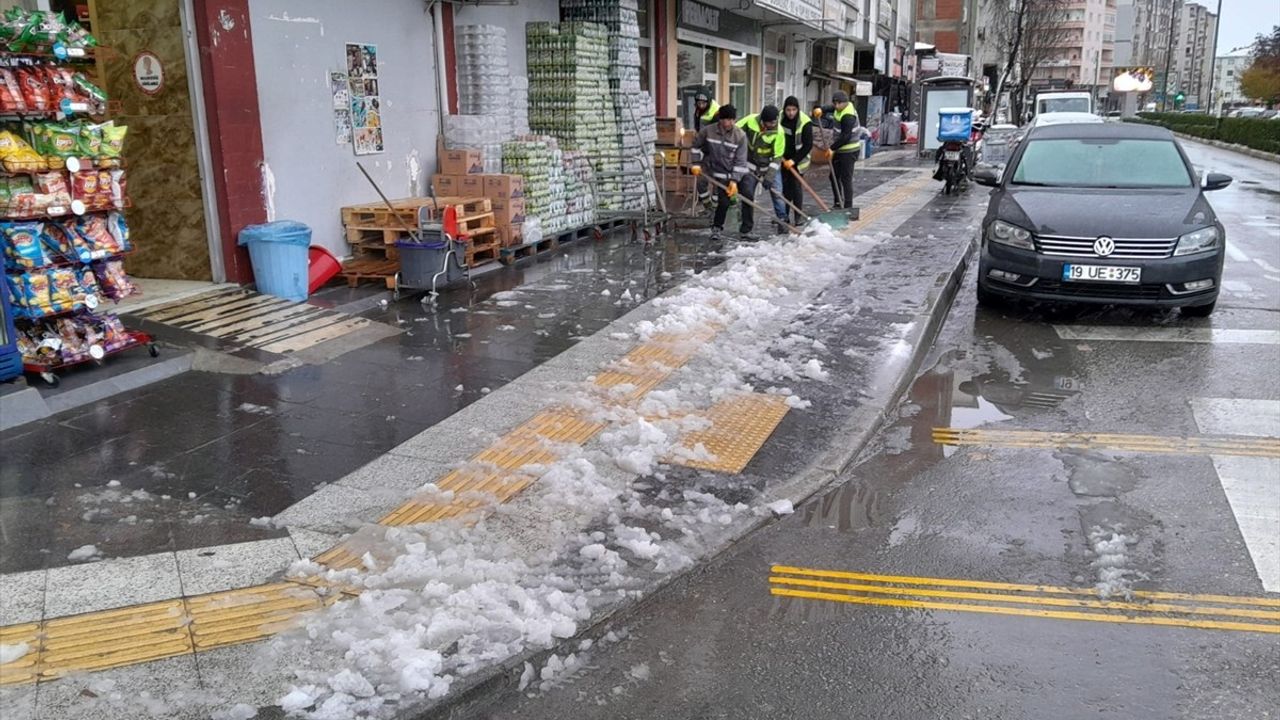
[0, 642, 30, 664]
[67, 544, 101, 562]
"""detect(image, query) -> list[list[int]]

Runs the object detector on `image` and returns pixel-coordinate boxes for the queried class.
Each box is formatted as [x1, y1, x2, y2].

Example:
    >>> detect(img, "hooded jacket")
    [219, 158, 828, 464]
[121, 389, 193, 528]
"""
[780, 96, 814, 171]
[692, 120, 750, 181]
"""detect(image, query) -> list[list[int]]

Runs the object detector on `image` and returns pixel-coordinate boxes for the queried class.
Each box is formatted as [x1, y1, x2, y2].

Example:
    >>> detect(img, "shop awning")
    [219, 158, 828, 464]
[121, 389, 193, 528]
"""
[809, 69, 861, 86]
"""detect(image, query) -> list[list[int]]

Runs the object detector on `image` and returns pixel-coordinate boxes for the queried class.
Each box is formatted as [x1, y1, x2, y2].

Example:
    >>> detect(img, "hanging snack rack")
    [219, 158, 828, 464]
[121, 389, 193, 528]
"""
[0, 8, 154, 387]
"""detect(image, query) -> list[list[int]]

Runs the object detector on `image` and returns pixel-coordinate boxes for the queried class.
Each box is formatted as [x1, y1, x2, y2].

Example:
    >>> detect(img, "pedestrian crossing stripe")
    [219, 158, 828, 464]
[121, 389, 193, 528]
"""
[132, 289, 373, 355]
[769, 566, 1280, 634]
[931, 427, 1280, 458]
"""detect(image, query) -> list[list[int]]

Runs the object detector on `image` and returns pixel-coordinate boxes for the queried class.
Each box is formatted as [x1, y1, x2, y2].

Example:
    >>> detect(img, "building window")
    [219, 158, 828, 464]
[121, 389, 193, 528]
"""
[677, 43, 719, 99]
[638, 0, 652, 91]
[729, 51, 750, 112]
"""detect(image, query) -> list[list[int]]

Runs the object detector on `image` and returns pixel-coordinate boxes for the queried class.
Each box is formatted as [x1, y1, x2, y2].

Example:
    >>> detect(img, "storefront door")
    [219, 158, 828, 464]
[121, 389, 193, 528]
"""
[89, 0, 213, 281]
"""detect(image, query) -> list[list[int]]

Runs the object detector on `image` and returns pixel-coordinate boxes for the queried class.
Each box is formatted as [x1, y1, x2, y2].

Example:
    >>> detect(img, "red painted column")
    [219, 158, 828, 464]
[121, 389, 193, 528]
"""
[443, 3, 459, 115]
[655, 0, 669, 115]
[192, 0, 265, 285]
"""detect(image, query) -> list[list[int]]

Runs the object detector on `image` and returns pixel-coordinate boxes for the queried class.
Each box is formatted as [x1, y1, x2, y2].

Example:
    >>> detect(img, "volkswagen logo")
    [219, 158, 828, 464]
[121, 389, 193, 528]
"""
[1093, 236, 1116, 257]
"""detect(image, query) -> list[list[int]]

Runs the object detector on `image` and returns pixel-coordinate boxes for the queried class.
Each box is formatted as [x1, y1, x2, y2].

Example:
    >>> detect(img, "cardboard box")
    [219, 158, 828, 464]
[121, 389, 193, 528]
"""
[483, 174, 525, 199]
[491, 197, 527, 226]
[456, 175, 485, 197]
[440, 148, 485, 175]
[432, 174, 463, 196]
[496, 223, 525, 247]
[655, 118, 683, 146]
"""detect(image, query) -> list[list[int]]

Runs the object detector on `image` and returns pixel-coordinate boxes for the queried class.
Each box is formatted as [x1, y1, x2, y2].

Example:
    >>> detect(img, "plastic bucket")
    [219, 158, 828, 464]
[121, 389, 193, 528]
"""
[308, 246, 341, 294]
[397, 240, 464, 289]
[238, 221, 310, 301]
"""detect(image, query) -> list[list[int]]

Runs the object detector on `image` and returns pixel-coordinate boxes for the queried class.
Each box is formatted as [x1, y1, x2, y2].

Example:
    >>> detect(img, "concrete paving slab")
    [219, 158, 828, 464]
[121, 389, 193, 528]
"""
[175, 537, 301, 596]
[34, 655, 201, 720]
[0, 568, 46, 626]
[44, 552, 181, 617]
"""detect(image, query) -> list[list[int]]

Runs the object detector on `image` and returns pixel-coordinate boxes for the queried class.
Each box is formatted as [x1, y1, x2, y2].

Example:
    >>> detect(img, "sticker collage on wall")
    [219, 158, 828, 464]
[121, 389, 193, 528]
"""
[330, 70, 351, 145]
[345, 42, 383, 155]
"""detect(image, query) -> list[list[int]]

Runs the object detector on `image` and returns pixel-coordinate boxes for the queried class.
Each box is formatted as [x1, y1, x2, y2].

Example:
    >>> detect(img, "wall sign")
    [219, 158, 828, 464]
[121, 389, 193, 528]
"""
[132, 51, 164, 96]
[756, 0, 824, 25]
[680, 0, 719, 33]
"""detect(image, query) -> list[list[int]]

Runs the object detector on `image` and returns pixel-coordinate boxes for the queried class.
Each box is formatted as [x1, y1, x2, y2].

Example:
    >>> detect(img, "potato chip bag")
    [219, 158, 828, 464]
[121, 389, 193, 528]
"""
[15, 67, 50, 112]
[46, 267, 80, 312]
[2, 222, 47, 269]
[0, 68, 25, 113]
[101, 123, 127, 157]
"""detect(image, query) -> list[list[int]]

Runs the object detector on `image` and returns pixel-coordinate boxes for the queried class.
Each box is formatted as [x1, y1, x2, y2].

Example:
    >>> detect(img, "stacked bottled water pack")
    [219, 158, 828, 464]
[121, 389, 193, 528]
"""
[442, 115, 505, 174]
[502, 136, 571, 235]
[456, 25, 510, 115]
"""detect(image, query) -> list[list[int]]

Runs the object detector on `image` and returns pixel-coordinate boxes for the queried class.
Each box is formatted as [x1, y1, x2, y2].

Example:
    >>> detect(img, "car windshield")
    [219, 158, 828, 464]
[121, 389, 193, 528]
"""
[1040, 97, 1090, 113]
[1010, 138, 1192, 188]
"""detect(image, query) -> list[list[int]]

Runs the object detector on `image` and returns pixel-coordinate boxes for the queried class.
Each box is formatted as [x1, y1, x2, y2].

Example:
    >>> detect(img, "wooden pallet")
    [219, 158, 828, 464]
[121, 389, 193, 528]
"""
[466, 242, 500, 266]
[500, 235, 561, 265]
[337, 258, 399, 289]
[341, 197, 492, 229]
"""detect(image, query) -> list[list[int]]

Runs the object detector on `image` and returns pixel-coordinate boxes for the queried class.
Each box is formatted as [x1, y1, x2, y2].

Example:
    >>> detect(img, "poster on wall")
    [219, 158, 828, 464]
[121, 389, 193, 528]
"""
[330, 71, 352, 145]
[346, 42, 383, 155]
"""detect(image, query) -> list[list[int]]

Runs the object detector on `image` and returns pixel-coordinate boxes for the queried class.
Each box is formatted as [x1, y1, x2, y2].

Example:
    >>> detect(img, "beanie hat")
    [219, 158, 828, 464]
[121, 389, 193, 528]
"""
[783, 96, 800, 109]
[759, 105, 779, 123]
[718, 104, 738, 120]
[695, 87, 710, 102]
[832, 90, 850, 103]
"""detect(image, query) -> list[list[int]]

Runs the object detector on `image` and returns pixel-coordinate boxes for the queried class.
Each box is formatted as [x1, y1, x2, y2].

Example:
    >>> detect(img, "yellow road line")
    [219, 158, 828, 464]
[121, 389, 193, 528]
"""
[768, 576, 1280, 621]
[771, 565, 1280, 607]
[932, 428, 1280, 458]
[770, 587, 1280, 634]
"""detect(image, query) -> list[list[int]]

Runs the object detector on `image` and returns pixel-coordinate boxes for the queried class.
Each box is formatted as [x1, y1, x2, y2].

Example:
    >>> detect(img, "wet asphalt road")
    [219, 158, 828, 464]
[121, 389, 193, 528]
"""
[470, 141, 1280, 720]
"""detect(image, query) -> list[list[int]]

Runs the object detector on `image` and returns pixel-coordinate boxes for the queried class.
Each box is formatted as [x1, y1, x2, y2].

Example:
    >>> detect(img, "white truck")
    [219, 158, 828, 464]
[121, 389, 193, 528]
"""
[1034, 91, 1093, 116]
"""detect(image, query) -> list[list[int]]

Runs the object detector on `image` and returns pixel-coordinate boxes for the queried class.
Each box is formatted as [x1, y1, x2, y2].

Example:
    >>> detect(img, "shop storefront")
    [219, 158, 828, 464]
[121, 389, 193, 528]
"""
[674, 0, 761, 126]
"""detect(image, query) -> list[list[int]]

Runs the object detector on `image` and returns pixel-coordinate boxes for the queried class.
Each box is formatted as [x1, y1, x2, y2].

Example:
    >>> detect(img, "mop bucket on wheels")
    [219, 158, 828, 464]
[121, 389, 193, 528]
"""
[393, 207, 471, 299]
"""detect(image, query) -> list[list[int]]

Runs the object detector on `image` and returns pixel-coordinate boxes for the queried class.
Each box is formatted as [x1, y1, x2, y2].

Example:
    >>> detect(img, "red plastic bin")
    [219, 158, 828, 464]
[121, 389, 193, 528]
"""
[307, 246, 341, 295]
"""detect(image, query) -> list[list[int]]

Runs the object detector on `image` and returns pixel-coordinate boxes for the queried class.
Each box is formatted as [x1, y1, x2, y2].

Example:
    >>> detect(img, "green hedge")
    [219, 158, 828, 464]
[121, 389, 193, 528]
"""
[1127, 113, 1280, 155]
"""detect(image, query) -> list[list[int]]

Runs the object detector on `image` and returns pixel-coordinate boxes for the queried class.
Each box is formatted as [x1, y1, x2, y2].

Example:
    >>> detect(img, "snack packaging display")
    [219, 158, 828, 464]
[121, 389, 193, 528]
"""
[21, 271, 53, 315]
[41, 219, 75, 258]
[75, 214, 122, 255]
[15, 67, 50, 113]
[0, 8, 97, 52]
[106, 211, 128, 247]
[108, 168, 126, 208]
[94, 258, 136, 299]
[76, 264, 100, 298]
[54, 317, 89, 361]
[2, 221, 47, 268]
[101, 123, 127, 157]
[0, 68, 25, 113]
[0, 129, 45, 172]
[98, 314, 128, 351]
[71, 73, 105, 111]
[46, 266, 81, 312]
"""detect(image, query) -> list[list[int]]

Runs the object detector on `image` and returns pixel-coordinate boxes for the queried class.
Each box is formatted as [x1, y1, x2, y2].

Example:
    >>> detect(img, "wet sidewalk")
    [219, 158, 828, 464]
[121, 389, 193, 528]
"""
[0, 147, 923, 579]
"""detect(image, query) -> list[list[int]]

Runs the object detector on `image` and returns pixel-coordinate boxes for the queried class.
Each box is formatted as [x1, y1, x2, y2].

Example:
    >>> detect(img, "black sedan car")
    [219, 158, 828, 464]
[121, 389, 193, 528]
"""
[973, 123, 1232, 316]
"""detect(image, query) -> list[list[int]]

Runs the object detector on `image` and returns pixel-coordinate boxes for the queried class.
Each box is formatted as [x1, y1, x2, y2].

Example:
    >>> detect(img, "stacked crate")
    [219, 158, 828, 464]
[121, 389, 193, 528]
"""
[559, 0, 656, 210]
[526, 21, 618, 213]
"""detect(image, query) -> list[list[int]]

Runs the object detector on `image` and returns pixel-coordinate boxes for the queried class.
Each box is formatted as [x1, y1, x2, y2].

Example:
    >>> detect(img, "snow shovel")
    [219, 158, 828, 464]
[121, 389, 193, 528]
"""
[785, 160, 856, 229]
[691, 167, 801, 235]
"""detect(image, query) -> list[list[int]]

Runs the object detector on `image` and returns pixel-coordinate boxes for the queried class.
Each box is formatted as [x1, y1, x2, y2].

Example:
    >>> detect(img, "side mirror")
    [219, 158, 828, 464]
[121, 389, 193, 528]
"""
[1203, 172, 1233, 191]
[973, 167, 1000, 187]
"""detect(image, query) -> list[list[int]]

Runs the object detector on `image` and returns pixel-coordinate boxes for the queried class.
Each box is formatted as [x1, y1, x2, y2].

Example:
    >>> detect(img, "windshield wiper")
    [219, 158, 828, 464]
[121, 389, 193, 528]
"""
[1010, 181, 1058, 187]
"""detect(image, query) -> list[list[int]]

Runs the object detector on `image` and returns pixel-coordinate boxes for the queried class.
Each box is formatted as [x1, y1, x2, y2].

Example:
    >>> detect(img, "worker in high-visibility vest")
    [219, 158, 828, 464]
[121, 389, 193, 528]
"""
[780, 96, 813, 225]
[736, 104, 788, 236]
[829, 90, 862, 209]
[694, 87, 720, 132]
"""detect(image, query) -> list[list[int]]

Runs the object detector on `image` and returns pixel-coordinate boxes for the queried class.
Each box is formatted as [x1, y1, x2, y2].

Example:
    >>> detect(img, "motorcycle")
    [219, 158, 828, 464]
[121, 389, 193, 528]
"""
[933, 111, 985, 195]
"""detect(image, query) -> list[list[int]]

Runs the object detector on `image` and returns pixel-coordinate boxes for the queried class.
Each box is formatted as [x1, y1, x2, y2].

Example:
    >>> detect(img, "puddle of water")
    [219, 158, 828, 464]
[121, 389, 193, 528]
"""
[795, 480, 883, 533]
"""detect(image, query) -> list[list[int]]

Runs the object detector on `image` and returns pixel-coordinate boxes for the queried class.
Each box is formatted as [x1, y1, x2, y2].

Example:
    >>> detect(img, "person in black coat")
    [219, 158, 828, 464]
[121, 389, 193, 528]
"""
[779, 96, 813, 225]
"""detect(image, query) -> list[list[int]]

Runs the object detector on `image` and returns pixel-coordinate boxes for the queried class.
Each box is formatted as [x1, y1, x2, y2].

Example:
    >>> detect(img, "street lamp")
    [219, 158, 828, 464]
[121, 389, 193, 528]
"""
[1160, 0, 1176, 111]
[1205, 0, 1223, 115]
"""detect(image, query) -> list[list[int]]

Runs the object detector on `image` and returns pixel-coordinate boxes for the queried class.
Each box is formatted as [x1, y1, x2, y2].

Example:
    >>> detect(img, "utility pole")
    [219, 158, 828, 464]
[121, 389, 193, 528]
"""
[1160, 0, 1177, 111]
[1205, 0, 1222, 115]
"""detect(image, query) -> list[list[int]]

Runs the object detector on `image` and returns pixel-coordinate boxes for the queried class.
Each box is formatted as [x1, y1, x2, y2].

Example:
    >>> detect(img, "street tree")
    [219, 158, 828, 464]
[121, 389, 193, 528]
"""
[991, 0, 1074, 123]
[1240, 26, 1280, 106]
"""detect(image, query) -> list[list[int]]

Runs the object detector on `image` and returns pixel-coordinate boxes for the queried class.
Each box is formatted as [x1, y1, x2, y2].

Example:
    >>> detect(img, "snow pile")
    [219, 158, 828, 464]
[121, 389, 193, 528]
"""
[266, 223, 880, 717]
[67, 544, 102, 562]
[0, 642, 30, 664]
[1089, 526, 1142, 599]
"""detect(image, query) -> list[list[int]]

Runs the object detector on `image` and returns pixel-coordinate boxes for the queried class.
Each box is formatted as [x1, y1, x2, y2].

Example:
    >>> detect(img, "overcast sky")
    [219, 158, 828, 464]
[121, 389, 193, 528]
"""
[1192, 0, 1278, 55]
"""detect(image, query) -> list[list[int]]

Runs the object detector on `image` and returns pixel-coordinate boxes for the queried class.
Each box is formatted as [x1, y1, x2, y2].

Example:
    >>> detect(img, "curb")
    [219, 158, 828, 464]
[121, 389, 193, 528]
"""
[413, 235, 976, 720]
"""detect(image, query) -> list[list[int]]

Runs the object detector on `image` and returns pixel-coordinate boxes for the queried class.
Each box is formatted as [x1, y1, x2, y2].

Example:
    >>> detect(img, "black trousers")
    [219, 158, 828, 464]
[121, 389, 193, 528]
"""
[781, 168, 804, 223]
[829, 152, 857, 208]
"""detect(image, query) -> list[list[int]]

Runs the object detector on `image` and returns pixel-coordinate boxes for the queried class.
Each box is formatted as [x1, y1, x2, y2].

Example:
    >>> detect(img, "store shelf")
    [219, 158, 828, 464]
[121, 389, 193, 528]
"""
[23, 329, 156, 386]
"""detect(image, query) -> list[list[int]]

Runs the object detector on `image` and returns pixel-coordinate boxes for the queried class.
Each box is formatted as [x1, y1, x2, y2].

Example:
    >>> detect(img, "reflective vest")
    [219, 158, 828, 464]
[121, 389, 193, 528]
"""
[736, 113, 786, 169]
[697, 99, 720, 129]
[834, 104, 862, 153]
[783, 111, 813, 172]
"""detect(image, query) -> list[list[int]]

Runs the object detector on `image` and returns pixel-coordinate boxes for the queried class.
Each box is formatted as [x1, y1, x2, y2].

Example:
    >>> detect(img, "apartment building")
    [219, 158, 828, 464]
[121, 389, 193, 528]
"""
[1170, 1, 1216, 107]
[1214, 49, 1253, 108]
[1031, 0, 1117, 98]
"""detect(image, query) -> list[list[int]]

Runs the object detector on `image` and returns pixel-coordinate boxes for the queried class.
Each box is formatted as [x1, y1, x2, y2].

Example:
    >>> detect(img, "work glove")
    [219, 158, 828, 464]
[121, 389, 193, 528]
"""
[727, 181, 738, 206]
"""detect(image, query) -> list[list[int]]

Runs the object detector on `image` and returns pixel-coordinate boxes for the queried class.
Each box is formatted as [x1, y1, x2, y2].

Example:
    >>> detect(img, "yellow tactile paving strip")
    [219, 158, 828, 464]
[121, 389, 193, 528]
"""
[770, 566, 1280, 634]
[0, 584, 331, 686]
[0, 173, 938, 687]
[932, 428, 1280, 458]
[674, 394, 792, 473]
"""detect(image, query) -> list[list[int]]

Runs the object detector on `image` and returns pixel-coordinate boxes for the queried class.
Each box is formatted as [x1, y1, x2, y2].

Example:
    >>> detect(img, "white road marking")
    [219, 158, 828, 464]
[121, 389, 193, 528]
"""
[1225, 241, 1250, 263]
[1054, 326, 1280, 345]
[1190, 397, 1280, 592]
[1255, 258, 1280, 274]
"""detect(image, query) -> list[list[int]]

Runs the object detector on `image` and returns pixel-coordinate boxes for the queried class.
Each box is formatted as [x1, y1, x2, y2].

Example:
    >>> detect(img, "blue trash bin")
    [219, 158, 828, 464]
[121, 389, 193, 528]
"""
[238, 221, 311, 301]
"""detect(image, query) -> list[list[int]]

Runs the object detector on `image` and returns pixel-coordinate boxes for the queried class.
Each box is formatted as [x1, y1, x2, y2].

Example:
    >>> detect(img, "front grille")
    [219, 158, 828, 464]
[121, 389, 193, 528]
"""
[1034, 279, 1164, 300]
[1036, 235, 1176, 259]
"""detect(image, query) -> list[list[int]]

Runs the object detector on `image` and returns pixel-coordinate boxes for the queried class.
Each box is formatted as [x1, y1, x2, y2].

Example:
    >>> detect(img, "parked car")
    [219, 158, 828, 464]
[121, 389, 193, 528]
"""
[1028, 111, 1104, 129]
[972, 123, 1232, 317]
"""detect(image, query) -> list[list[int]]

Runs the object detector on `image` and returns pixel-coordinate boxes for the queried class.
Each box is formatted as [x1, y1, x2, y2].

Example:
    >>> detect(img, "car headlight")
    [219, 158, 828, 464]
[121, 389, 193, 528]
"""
[1174, 226, 1219, 256]
[989, 220, 1034, 250]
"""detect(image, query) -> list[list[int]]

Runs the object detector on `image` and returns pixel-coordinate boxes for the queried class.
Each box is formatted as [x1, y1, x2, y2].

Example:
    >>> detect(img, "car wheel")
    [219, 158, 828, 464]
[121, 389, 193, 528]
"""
[1181, 301, 1216, 318]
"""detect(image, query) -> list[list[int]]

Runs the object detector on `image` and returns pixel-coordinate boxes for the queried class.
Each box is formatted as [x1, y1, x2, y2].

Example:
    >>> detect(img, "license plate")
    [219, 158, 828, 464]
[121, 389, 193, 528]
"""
[1054, 376, 1082, 391]
[1062, 264, 1141, 283]
[944, 151, 961, 161]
